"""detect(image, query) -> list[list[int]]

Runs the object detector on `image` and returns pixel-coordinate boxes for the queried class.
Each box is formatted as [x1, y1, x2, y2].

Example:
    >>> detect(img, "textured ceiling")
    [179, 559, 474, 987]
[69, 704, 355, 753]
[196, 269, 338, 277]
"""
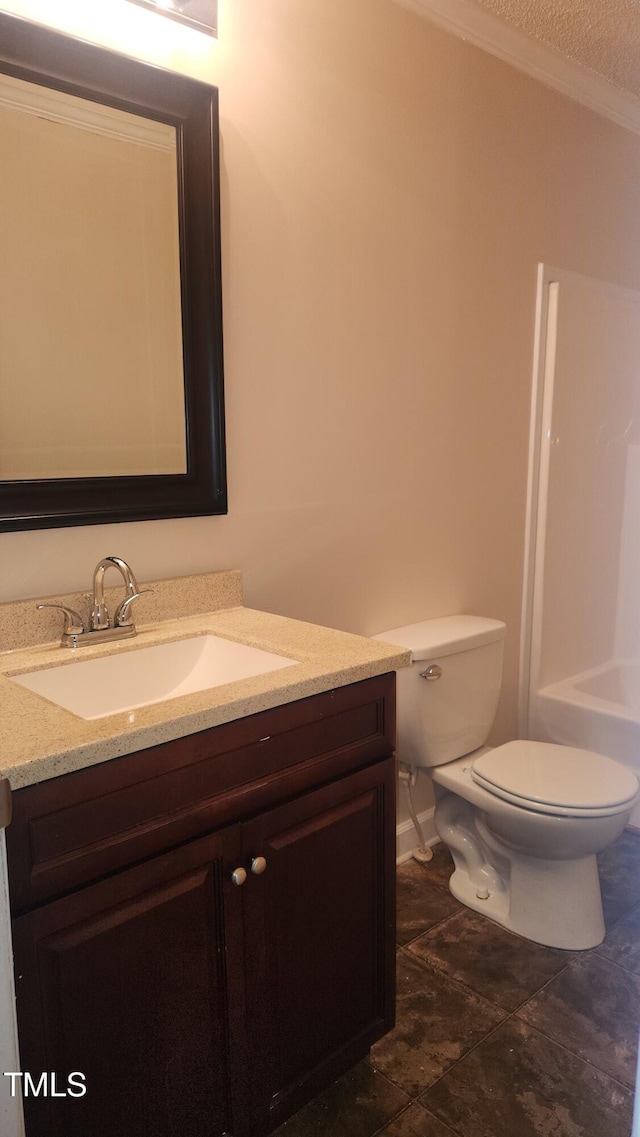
[473, 0, 640, 97]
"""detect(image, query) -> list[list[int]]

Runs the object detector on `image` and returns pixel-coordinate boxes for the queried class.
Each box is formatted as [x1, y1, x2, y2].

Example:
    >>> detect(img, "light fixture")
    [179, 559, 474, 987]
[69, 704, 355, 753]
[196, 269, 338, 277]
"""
[125, 0, 218, 37]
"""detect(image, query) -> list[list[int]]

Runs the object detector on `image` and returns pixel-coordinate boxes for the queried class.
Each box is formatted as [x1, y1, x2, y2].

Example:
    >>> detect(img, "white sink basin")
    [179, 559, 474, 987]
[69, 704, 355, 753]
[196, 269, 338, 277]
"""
[10, 634, 298, 720]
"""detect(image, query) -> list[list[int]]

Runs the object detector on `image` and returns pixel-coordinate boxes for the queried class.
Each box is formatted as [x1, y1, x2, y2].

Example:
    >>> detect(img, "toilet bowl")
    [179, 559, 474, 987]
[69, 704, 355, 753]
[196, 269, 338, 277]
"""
[433, 741, 636, 948]
[374, 616, 640, 950]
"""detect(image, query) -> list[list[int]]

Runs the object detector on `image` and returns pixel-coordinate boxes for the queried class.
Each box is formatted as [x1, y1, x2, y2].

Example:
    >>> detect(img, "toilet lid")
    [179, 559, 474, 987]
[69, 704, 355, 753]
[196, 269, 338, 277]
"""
[471, 740, 639, 814]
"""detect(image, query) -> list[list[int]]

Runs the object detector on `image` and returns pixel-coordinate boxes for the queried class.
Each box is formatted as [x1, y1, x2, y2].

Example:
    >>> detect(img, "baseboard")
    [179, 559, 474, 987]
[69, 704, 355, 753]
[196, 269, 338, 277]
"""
[396, 806, 438, 864]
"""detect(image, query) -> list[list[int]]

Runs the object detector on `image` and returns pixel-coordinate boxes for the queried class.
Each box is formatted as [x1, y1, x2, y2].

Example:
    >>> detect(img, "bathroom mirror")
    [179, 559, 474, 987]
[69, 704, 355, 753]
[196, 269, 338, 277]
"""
[0, 13, 226, 530]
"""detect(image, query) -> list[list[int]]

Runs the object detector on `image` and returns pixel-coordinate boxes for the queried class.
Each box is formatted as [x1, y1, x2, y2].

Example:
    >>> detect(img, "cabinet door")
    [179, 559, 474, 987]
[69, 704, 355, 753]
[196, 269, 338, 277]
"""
[241, 757, 396, 1133]
[12, 826, 247, 1137]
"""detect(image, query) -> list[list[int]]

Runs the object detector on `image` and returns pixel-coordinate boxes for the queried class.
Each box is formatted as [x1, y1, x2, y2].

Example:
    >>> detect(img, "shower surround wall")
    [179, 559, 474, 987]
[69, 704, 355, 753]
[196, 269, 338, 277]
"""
[523, 265, 640, 826]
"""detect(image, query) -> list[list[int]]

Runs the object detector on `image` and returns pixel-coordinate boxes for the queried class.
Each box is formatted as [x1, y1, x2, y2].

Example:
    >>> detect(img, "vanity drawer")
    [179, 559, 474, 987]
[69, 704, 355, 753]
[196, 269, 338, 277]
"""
[7, 673, 395, 911]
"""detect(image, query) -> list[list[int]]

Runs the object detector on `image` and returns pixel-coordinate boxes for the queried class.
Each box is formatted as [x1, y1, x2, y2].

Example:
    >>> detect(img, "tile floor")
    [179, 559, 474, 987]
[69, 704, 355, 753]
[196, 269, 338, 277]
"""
[275, 830, 640, 1137]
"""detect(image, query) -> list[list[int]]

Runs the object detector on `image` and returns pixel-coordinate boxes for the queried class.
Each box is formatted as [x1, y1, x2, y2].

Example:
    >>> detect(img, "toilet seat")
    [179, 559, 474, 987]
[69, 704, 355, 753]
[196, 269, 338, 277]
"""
[471, 740, 639, 819]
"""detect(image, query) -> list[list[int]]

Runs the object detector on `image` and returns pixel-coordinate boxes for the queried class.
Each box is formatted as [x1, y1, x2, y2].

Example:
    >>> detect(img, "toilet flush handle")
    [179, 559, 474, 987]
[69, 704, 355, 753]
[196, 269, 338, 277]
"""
[420, 664, 442, 680]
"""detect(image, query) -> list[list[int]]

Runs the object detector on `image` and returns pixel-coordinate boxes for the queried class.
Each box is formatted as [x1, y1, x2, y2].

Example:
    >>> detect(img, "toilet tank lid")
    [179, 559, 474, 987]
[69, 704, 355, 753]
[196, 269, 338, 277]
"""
[373, 615, 506, 661]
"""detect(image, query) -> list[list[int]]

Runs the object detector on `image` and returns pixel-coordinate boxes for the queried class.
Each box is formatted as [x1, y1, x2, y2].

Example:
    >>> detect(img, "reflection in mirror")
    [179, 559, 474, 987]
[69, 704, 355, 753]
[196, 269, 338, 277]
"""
[0, 12, 226, 531]
[0, 74, 188, 479]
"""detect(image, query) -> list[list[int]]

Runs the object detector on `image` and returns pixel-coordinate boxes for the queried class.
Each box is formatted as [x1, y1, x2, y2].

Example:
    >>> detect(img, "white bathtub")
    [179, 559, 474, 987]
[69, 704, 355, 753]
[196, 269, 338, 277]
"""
[529, 661, 640, 828]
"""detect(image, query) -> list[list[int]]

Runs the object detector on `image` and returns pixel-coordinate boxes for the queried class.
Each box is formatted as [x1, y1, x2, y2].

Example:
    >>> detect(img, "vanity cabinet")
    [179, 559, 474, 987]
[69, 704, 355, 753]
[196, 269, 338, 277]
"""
[11, 825, 244, 1137]
[6, 673, 396, 1137]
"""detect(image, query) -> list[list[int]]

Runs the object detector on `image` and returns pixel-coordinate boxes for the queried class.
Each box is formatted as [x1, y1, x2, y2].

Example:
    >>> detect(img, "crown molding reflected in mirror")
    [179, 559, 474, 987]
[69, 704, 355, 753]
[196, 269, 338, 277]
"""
[0, 12, 226, 531]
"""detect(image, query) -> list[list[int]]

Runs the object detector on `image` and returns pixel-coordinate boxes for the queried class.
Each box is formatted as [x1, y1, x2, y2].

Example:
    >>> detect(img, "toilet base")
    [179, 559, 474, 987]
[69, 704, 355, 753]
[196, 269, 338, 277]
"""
[436, 793, 606, 949]
[447, 855, 604, 949]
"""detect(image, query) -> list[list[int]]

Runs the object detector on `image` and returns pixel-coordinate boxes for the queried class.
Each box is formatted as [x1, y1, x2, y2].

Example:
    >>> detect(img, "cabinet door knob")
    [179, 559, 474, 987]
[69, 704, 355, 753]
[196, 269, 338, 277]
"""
[231, 867, 247, 886]
[251, 856, 267, 876]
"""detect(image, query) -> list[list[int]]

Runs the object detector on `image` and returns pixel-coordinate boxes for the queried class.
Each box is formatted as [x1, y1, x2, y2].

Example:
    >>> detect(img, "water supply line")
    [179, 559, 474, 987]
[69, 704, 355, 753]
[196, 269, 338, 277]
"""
[398, 762, 433, 864]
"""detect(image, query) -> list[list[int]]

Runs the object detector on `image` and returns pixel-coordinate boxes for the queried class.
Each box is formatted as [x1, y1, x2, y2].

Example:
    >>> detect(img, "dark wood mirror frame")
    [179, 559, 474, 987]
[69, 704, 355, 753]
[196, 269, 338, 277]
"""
[0, 12, 226, 531]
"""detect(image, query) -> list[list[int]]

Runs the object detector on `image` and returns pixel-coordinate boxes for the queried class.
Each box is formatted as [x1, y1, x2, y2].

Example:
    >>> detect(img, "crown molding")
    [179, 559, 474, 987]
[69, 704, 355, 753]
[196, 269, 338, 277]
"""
[394, 0, 640, 137]
[0, 71, 175, 151]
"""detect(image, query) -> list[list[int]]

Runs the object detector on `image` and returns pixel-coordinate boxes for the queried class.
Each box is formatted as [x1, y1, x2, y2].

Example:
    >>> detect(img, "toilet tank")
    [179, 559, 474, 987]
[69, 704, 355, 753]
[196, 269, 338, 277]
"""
[374, 616, 507, 768]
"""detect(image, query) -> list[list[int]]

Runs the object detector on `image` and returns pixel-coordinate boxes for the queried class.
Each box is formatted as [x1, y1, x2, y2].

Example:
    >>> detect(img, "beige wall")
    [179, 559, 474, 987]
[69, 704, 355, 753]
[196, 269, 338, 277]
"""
[2, 0, 640, 753]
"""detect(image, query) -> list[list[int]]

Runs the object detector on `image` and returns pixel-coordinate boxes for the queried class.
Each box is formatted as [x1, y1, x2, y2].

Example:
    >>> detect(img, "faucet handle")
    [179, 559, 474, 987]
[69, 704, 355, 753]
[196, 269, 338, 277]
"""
[37, 603, 85, 637]
[113, 589, 154, 629]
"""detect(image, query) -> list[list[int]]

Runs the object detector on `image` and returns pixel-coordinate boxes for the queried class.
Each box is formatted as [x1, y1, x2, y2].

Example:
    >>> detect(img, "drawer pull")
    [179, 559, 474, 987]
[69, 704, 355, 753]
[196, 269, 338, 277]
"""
[251, 856, 267, 876]
[231, 867, 247, 886]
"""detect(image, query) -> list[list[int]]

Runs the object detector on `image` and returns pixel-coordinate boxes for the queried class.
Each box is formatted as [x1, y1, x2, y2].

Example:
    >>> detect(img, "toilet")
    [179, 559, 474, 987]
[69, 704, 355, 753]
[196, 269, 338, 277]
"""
[374, 615, 639, 950]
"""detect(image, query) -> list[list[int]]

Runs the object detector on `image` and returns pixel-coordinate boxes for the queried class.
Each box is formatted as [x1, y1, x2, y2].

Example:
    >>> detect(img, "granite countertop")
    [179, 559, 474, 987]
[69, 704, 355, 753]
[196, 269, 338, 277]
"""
[0, 570, 409, 791]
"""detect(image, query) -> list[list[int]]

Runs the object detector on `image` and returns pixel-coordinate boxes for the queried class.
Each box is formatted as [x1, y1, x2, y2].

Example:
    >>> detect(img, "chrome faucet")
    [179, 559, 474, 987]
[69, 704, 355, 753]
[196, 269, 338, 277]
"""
[90, 556, 141, 632]
[37, 556, 152, 649]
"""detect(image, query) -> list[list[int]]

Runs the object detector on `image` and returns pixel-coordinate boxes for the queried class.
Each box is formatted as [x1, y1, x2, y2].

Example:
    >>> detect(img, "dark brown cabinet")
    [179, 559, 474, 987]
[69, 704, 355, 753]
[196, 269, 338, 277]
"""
[12, 827, 244, 1137]
[242, 763, 395, 1134]
[7, 674, 396, 1137]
